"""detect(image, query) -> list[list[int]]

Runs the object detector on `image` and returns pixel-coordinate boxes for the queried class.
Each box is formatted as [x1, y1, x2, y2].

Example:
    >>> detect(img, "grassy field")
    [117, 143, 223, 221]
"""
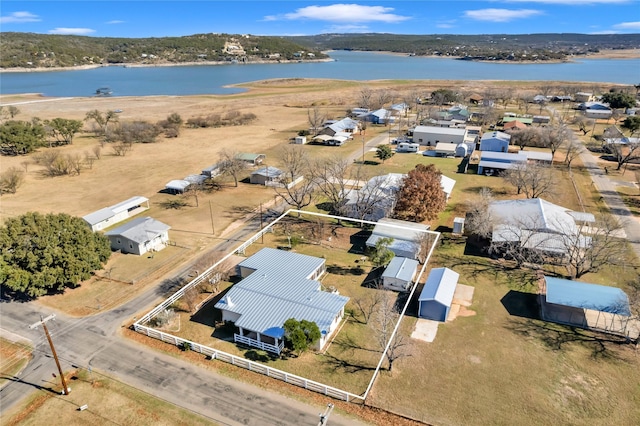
[0, 338, 32, 387]
[1, 368, 214, 426]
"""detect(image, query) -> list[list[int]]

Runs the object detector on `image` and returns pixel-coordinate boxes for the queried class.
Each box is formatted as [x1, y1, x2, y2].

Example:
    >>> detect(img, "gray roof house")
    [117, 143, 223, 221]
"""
[215, 248, 349, 354]
[382, 256, 419, 292]
[83, 196, 149, 232]
[366, 218, 431, 260]
[250, 166, 284, 185]
[479, 131, 511, 152]
[418, 267, 459, 322]
[488, 198, 595, 257]
[104, 217, 170, 256]
[237, 153, 266, 166]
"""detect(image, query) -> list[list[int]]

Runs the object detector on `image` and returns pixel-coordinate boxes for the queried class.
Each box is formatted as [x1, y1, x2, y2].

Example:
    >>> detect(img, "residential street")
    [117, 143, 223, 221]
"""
[0, 204, 369, 425]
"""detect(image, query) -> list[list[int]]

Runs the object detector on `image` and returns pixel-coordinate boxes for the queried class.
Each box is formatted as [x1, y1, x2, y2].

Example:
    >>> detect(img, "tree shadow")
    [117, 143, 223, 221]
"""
[155, 276, 186, 297]
[321, 352, 378, 374]
[348, 230, 370, 254]
[505, 318, 631, 361]
[463, 235, 491, 257]
[245, 349, 279, 363]
[190, 287, 231, 328]
[326, 264, 366, 276]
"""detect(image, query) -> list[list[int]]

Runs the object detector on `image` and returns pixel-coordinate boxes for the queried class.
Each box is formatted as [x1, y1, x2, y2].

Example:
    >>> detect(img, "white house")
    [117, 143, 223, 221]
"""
[104, 217, 170, 256]
[83, 196, 149, 232]
[214, 248, 349, 354]
[488, 198, 595, 257]
[382, 257, 419, 292]
[413, 125, 467, 146]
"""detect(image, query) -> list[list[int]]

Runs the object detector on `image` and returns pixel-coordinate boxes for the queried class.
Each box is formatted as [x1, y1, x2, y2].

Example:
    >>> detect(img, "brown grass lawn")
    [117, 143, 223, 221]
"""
[0, 338, 32, 387]
[1, 369, 213, 426]
[367, 241, 640, 426]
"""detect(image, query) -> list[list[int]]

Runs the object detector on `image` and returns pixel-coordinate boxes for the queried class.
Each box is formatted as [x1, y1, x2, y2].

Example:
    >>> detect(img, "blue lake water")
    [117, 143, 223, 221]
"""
[1, 50, 638, 97]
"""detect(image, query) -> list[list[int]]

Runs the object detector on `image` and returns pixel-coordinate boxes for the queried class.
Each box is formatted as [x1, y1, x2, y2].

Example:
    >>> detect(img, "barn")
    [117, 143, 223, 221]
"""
[418, 267, 459, 322]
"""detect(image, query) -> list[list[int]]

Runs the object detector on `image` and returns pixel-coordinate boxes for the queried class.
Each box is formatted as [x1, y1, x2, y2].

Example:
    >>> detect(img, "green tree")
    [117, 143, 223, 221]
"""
[44, 118, 83, 145]
[0, 212, 111, 298]
[601, 91, 636, 109]
[369, 237, 395, 268]
[621, 116, 640, 134]
[393, 164, 446, 222]
[0, 120, 46, 155]
[85, 109, 118, 137]
[283, 318, 321, 355]
[375, 144, 393, 164]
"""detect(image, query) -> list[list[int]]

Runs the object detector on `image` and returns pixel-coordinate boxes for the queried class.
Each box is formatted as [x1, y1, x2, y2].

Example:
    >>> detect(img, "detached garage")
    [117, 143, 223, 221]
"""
[418, 267, 459, 322]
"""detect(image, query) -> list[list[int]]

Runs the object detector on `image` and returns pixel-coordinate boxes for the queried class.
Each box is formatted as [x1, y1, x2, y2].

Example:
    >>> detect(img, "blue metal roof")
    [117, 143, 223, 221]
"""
[215, 248, 349, 338]
[545, 276, 630, 315]
[419, 267, 459, 307]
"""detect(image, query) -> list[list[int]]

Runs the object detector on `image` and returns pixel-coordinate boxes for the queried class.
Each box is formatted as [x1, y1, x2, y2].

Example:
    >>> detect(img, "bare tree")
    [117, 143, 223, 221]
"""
[358, 87, 374, 110]
[502, 162, 555, 199]
[561, 215, 628, 279]
[605, 141, 640, 171]
[373, 89, 392, 110]
[279, 145, 308, 183]
[84, 151, 95, 169]
[92, 145, 102, 159]
[373, 292, 410, 373]
[346, 174, 392, 223]
[218, 149, 246, 187]
[20, 160, 30, 173]
[68, 153, 83, 175]
[540, 125, 570, 159]
[352, 292, 384, 324]
[573, 116, 594, 136]
[415, 232, 437, 264]
[464, 188, 495, 239]
[307, 106, 325, 136]
[563, 138, 583, 170]
[311, 156, 358, 215]
[274, 176, 315, 215]
[509, 127, 540, 151]
[183, 285, 200, 313]
[112, 142, 132, 156]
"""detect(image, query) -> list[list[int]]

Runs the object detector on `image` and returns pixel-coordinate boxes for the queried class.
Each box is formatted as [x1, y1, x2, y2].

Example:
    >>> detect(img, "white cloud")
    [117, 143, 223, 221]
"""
[48, 28, 96, 35]
[436, 19, 457, 29]
[267, 4, 410, 24]
[613, 21, 640, 30]
[464, 8, 543, 22]
[0, 11, 41, 24]
[106, 20, 125, 25]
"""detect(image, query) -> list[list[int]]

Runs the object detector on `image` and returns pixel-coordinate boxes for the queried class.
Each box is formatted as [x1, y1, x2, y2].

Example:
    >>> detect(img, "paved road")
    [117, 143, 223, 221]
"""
[0, 207, 368, 425]
[577, 148, 640, 260]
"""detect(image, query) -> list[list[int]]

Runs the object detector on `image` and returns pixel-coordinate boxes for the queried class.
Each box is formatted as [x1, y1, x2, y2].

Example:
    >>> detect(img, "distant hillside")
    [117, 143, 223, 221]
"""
[0, 32, 328, 69]
[287, 33, 640, 61]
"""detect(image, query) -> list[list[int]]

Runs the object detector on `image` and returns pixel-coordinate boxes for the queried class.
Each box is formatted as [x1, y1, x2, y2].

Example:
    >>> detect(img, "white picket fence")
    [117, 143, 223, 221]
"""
[133, 324, 363, 402]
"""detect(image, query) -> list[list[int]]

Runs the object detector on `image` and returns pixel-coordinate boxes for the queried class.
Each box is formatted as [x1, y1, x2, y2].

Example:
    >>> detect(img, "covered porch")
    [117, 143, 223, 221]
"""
[234, 327, 285, 354]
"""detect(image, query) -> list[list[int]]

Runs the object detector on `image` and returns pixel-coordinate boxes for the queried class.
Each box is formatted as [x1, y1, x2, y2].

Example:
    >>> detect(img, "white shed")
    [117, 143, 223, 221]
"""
[418, 267, 459, 322]
[381, 257, 419, 292]
[294, 135, 307, 144]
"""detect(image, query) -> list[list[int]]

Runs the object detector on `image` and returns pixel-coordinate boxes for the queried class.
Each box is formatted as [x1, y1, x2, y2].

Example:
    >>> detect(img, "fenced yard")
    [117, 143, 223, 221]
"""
[134, 211, 438, 402]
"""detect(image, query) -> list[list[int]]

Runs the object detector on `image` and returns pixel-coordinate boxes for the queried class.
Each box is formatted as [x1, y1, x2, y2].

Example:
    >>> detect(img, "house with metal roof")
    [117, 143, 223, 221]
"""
[480, 131, 511, 152]
[366, 218, 431, 260]
[413, 125, 467, 146]
[250, 166, 284, 185]
[358, 108, 395, 125]
[382, 257, 419, 292]
[104, 217, 170, 255]
[83, 196, 149, 232]
[488, 198, 595, 257]
[165, 179, 191, 194]
[477, 151, 527, 175]
[237, 153, 266, 166]
[541, 276, 638, 340]
[320, 117, 360, 136]
[215, 248, 349, 354]
[418, 267, 459, 322]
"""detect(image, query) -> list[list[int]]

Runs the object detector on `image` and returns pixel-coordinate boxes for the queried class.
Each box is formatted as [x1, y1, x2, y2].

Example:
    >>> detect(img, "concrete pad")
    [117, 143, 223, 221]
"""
[411, 318, 439, 343]
[453, 284, 475, 307]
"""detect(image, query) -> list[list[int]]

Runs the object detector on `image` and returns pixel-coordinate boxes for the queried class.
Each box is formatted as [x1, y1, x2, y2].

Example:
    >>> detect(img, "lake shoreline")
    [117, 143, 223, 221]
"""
[2, 48, 638, 73]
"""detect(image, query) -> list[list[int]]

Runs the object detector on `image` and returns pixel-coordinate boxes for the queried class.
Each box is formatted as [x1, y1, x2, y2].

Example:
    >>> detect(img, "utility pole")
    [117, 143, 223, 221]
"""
[209, 200, 215, 235]
[317, 403, 334, 426]
[29, 314, 69, 395]
[260, 203, 264, 243]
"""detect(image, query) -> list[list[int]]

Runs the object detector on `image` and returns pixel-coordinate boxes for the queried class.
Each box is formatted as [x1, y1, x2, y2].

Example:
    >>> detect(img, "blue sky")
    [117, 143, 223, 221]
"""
[1, 1, 639, 37]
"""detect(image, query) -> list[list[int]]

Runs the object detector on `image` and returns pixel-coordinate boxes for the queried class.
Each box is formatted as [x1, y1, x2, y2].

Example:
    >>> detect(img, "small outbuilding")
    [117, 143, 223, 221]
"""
[366, 218, 431, 260]
[83, 196, 149, 232]
[165, 179, 191, 194]
[238, 153, 266, 166]
[381, 257, 419, 292]
[105, 217, 170, 256]
[434, 142, 458, 157]
[418, 267, 459, 322]
[250, 166, 283, 185]
[294, 135, 307, 144]
[479, 131, 511, 153]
